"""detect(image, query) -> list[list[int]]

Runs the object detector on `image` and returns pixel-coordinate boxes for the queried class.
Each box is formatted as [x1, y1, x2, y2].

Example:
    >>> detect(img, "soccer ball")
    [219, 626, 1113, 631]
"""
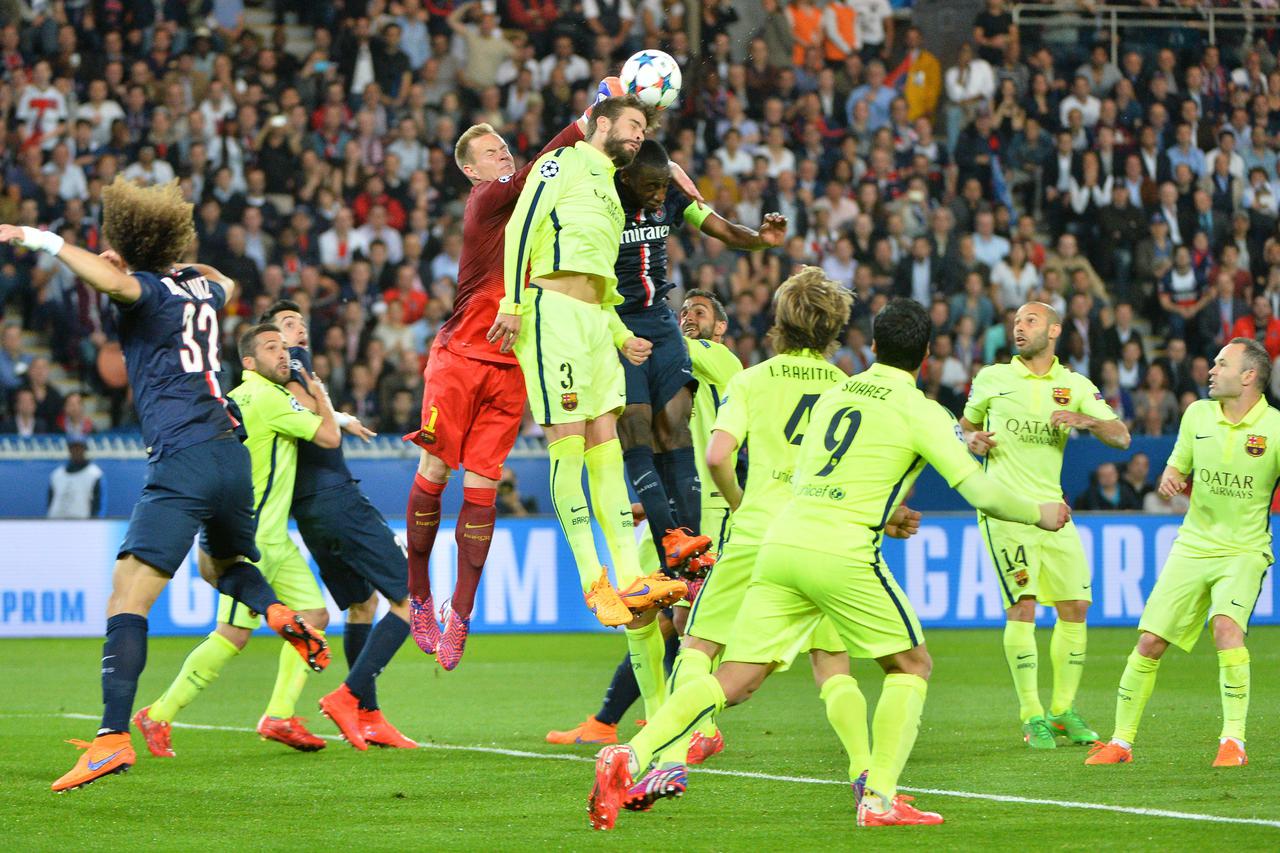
[620, 49, 682, 110]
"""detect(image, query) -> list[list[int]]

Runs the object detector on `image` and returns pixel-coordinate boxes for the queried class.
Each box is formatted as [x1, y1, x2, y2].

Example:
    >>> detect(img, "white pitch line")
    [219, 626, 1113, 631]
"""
[50, 713, 1280, 830]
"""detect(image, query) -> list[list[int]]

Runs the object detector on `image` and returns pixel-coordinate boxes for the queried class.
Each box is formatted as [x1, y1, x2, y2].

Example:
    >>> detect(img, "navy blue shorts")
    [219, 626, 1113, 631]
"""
[619, 305, 696, 410]
[293, 482, 409, 610]
[118, 433, 259, 576]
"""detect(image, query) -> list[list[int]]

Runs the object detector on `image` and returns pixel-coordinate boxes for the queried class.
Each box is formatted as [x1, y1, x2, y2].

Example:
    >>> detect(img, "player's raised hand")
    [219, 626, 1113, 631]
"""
[343, 417, 377, 443]
[621, 335, 652, 365]
[487, 312, 522, 352]
[758, 213, 788, 246]
[1157, 467, 1188, 499]
[298, 366, 327, 400]
[0, 224, 27, 245]
[884, 504, 922, 539]
[1036, 501, 1071, 532]
[967, 429, 998, 456]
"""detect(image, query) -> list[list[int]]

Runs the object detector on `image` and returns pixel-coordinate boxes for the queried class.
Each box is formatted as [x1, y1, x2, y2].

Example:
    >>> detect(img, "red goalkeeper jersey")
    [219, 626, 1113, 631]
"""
[434, 121, 585, 365]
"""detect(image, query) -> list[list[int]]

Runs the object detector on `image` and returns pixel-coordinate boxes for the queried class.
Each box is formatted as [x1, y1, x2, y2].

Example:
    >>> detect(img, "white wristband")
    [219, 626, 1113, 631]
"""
[335, 412, 354, 428]
[19, 226, 64, 255]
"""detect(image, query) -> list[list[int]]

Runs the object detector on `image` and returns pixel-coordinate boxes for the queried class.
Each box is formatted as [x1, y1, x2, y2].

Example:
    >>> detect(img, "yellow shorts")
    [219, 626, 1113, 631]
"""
[217, 538, 326, 630]
[726, 543, 923, 665]
[513, 286, 626, 425]
[979, 515, 1092, 608]
[1139, 544, 1270, 652]
[692, 541, 845, 670]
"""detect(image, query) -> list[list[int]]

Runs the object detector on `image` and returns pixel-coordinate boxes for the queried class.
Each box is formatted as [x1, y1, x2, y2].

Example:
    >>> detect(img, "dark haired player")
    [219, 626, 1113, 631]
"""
[612, 138, 787, 578]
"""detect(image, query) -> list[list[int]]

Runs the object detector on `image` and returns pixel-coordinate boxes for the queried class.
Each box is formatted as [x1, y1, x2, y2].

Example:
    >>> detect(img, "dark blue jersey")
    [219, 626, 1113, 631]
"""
[117, 268, 240, 459]
[288, 346, 355, 498]
[614, 182, 706, 314]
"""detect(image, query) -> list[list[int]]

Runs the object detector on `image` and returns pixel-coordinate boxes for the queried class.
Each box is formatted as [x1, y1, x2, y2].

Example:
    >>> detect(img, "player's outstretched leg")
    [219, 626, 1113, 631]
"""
[140, 630, 243, 756]
[439, 485, 497, 670]
[406, 472, 445, 654]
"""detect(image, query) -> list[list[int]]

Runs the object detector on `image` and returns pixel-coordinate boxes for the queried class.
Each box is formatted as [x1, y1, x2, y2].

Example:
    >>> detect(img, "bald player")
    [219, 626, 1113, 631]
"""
[960, 302, 1131, 750]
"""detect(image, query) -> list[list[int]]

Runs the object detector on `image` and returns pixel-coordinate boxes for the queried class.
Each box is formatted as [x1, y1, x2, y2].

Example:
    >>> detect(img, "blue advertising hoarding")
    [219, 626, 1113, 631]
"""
[3, 515, 1273, 638]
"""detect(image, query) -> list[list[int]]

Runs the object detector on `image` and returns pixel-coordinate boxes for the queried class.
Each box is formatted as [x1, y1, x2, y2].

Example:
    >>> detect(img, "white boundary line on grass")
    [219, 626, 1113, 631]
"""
[48, 713, 1280, 830]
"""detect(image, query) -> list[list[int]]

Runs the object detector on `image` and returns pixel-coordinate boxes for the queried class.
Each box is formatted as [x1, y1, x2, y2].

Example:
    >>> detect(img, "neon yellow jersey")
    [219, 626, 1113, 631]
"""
[686, 337, 742, 510]
[227, 369, 322, 543]
[502, 140, 626, 315]
[712, 351, 845, 547]
[764, 362, 981, 563]
[1167, 396, 1280, 560]
[963, 356, 1117, 502]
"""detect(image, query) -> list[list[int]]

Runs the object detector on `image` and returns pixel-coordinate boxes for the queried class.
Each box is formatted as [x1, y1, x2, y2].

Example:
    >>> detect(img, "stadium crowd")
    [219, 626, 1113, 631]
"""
[2, 0, 1280, 451]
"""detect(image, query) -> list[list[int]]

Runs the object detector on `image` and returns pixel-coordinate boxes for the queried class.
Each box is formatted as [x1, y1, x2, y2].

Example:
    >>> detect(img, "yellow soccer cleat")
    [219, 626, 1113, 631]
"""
[585, 568, 633, 627]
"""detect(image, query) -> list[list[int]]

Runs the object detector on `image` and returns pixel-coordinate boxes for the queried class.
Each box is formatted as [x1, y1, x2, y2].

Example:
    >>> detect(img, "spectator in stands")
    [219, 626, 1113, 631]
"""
[1230, 293, 1280, 360]
[1132, 362, 1179, 436]
[21, 357, 63, 426]
[0, 322, 31, 404]
[497, 466, 539, 517]
[46, 439, 103, 520]
[944, 42, 995, 152]
[0, 388, 47, 436]
[972, 0, 1015, 67]
[1122, 451, 1153, 503]
[888, 25, 940, 122]
[1075, 462, 1141, 511]
[56, 391, 94, 440]
[1200, 270, 1250, 356]
[1096, 359, 1134, 425]
[1160, 244, 1210, 341]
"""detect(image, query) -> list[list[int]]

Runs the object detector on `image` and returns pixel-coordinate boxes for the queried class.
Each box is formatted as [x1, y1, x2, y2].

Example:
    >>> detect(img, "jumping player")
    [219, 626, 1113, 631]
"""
[613, 139, 787, 579]
[402, 78, 635, 670]
[487, 94, 687, 725]
[1, 178, 327, 793]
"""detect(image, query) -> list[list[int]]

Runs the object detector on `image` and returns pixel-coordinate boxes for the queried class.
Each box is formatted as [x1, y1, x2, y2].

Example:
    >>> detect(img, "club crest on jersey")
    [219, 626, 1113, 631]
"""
[1052, 387, 1071, 405]
[539, 160, 560, 179]
[1246, 434, 1267, 457]
[498, 174, 512, 183]
[1014, 569, 1030, 587]
[561, 392, 578, 411]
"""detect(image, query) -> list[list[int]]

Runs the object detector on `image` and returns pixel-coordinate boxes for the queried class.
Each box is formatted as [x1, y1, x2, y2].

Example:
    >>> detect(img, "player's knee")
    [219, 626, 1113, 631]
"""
[1005, 597, 1036, 622]
[301, 608, 330, 632]
[419, 450, 451, 482]
[1211, 615, 1245, 649]
[670, 607, 688, 635]
[216, 623, 251, 650]
[1135, 631, 1169, 659]
[1056, 600, 1089, 622]
[386, 596, 410, 620]
[617, 406, 652, 448]
[347, 596, 378, 623]
[107, 556, 169, 615]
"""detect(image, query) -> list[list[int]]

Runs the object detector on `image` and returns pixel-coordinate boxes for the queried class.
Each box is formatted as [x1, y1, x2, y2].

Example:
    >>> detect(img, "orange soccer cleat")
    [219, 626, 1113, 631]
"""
[266, 604, 330, 672]
[51, 732, 135, 792]
[257, 715, 326, 752]
[662, 528, 712, 570]
[588, 745, 635, 831]
[617, 572, 688, 614]
[318, 684, 368, 751]
[857, 794, 944, 827]
[1212, 738, 1248, 767]
[132, 706, 174, 758]
[359, 709, 419, 749]
[546, 715, 619, 745]
[585, 569, 634, 627]
[686, 729, 724, 765]
[1084, 741, 1133, 765]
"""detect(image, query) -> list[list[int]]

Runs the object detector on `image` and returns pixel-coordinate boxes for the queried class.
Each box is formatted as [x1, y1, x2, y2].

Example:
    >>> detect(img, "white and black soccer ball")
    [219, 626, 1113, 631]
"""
[620, 49, 682, 110]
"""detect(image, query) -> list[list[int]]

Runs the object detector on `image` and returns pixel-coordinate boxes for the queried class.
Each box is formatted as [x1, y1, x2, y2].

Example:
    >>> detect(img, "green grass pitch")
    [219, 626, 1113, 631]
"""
[3, 627, 1278, 850]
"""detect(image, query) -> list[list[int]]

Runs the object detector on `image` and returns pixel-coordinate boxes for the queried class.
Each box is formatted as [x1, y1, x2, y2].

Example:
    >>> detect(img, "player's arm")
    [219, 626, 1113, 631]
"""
[697, 209, 788, 252]
[268, 367, 341, 448]
[917, 404, 1066, 530]
[286, 377, 376, 442]
[185, 262, 238, 307]
[1049, 377, 1132, 450]
[605, 306, 652, 364]
[1157, 404, 1195, 498]
[707, 372, 749, 510]
[959, 369, 997, 455]
[706, 429, 743, 512]
[489, 150, 573, 351]
[0, 225, 141, 303]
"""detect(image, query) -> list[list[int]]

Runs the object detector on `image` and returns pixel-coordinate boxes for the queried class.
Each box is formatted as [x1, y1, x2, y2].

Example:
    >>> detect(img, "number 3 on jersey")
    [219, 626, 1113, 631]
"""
[180, 301, 220, 373]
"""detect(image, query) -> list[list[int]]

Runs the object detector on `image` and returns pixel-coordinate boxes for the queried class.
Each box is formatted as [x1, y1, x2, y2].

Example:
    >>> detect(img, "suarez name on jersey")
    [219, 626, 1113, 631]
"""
[117, 267, 239, 460]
